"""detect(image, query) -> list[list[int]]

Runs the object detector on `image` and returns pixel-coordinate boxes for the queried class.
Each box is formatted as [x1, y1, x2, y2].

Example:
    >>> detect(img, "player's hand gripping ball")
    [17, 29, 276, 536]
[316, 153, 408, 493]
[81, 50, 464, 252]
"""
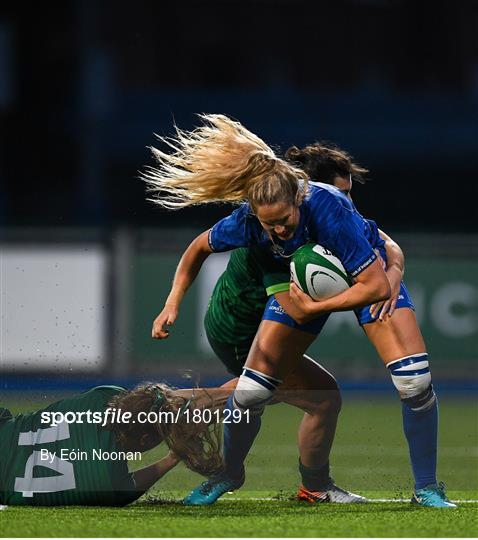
[290, 244, 351, 300]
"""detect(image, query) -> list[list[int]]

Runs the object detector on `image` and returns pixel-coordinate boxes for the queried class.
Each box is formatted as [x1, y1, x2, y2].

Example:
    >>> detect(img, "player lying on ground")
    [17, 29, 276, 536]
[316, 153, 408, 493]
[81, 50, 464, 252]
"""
[0, 381, 233, 506]
[145, 115, 454, 508]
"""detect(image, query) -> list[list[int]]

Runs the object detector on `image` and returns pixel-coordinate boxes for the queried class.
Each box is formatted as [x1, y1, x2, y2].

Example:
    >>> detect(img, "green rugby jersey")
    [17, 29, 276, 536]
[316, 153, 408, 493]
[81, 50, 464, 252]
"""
[0, 386, 142, 506]
[205, 247, 289, 344]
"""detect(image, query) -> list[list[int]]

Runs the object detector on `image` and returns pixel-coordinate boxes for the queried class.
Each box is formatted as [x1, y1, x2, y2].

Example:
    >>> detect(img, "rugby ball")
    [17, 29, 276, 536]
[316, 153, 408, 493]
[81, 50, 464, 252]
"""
[290, 244, 350, 300]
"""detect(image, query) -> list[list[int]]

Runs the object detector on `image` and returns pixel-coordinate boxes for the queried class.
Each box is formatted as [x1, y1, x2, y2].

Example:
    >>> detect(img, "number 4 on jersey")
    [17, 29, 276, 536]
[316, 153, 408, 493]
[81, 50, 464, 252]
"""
[14, 422, 76, 497]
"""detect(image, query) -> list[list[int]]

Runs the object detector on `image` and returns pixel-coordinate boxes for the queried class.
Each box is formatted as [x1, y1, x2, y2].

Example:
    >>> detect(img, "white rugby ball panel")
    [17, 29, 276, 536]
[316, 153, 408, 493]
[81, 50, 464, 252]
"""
[304, 263, 350, 300]
[291, 243, 350, 301]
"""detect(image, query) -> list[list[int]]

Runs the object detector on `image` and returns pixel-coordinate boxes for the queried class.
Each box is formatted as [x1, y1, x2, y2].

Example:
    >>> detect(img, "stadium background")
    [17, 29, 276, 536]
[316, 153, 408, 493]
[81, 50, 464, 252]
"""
[1, 4, 477, 392]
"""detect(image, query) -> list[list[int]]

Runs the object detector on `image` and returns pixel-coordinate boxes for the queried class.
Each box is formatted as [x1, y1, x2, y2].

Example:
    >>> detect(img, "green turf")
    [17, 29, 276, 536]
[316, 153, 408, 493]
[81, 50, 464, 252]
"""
[2, 496, 477, 538]
[1, 395, 477, 537]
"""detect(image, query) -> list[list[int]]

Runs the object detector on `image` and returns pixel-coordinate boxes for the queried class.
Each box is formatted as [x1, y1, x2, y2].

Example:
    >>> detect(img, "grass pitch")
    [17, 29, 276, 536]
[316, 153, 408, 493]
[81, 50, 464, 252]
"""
[1, 394, 477, 537]
[3, 493, 477, 538]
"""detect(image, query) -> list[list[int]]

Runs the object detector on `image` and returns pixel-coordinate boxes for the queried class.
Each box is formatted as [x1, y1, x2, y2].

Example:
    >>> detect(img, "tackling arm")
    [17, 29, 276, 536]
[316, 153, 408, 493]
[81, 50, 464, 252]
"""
[378, 228, 404, 279]
[173, 380, 238, 412]
[369, 229, 405, 319]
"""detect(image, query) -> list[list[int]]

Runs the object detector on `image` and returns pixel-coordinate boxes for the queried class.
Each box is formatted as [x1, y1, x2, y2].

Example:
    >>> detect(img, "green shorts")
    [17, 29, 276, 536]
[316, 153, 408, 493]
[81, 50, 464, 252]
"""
[206, 327, 252, 376]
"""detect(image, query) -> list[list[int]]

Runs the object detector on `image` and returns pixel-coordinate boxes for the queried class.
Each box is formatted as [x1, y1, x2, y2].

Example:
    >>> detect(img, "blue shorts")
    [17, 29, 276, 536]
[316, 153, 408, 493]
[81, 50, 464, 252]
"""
[262, 296, 331, 335]
[262, 281, 414, 335]
[354, 281, 415, 325]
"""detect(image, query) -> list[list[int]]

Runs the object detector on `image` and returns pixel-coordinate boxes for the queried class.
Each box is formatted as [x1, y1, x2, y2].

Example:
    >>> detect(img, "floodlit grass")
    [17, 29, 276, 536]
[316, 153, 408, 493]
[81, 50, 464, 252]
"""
[2, 494, 477, 538]
[1, 394, 477, 537]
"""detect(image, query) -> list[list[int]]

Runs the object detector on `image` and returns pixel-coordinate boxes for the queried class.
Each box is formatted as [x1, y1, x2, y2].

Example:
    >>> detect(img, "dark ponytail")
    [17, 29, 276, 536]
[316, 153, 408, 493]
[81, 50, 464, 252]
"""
[285, 141, 368, 185]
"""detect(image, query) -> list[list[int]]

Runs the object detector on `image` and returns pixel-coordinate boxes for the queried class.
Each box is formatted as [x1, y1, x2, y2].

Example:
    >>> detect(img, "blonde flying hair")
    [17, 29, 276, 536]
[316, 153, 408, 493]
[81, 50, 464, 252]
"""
[142, 114, 308, 211]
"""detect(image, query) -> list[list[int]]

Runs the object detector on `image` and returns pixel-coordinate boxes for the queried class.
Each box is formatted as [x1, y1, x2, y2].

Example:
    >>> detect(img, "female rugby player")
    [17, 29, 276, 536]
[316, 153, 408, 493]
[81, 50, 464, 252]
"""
[283, 142, 454, 508]
[0, 382, 230, 505]
[144, 115, 453, 508]
[186, 150, 405, 505]
[202, 231, 402, 504]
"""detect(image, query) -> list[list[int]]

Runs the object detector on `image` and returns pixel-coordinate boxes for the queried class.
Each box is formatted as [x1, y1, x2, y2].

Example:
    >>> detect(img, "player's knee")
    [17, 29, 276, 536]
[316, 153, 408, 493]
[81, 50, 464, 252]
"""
[310, 389, 342, 417]
[328, 389, 342, 415]
[317, 369, 341, 415]
[387, 354, 436, 411]
[233, 368, 282, 416]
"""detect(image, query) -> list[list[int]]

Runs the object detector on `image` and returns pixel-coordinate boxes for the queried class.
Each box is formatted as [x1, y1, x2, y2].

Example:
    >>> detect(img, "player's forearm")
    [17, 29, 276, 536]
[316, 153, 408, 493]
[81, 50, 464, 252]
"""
[173, 385, 236, 412]
[166, 230, 212, 306]
[132, 453, 179, 492]
[275, 290, 308, 323]
[378, 228, 405, 278]
[295, 259, 391, 320]
[315, 279, 390, 314]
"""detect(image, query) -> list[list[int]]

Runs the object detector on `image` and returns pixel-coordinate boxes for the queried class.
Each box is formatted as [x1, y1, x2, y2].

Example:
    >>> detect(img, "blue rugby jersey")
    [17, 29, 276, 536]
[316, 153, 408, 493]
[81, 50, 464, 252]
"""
[365, 218, 386, 260]
[208, 183, 378, 278]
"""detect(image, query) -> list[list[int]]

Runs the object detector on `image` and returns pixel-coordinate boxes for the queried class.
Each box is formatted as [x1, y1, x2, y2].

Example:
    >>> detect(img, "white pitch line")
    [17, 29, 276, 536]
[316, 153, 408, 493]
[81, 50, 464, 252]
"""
[223, 497, 478, 503]
[0, 500, 476, 511]
[368, 498, 478, 503]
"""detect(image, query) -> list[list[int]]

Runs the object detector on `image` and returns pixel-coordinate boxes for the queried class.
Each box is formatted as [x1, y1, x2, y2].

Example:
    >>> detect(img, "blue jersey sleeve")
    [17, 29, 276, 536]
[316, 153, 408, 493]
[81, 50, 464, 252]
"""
[366, 218, 387, 262]
[208, 204, 261, 252]
[365, 219, 386, 251]
[307, 190, 377, 277]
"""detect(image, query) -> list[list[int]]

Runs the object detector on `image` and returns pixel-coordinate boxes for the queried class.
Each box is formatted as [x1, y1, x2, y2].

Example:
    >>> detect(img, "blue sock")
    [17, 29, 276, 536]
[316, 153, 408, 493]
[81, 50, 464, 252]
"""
[402, 392, 438, 490]
[223, 394, 262, 478]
